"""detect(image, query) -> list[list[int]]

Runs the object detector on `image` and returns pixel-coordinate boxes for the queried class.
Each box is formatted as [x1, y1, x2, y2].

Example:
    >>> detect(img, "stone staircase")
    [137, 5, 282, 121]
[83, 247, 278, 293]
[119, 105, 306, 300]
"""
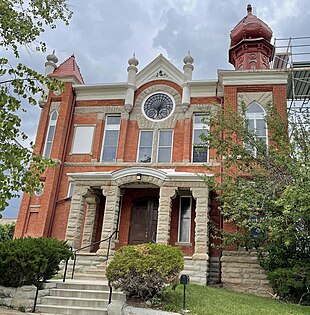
[36, 253, 126, 314]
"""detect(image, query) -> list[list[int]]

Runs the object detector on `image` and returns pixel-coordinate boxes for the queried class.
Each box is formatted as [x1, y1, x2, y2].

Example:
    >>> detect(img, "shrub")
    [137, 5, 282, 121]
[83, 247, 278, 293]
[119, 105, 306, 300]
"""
[267, 264, 310, 305]
[0, 237, 72, 288]
[106, 243, 184, 300]
[0, 223, 15, 242]
[258, 241, 310, 305]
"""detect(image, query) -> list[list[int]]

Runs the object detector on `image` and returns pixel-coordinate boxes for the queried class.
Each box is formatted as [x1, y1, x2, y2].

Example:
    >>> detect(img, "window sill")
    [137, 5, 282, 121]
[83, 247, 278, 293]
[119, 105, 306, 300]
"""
[175, 242, 192, 246]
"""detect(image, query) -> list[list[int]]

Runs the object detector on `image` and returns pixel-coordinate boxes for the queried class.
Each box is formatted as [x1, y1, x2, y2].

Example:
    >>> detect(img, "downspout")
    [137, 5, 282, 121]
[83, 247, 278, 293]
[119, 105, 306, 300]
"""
[47, 88, 76, 237]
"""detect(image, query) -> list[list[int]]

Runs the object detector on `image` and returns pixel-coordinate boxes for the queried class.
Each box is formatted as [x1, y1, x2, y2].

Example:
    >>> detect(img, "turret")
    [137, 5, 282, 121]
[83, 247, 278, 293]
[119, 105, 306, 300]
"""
[229, 4, 274, 70]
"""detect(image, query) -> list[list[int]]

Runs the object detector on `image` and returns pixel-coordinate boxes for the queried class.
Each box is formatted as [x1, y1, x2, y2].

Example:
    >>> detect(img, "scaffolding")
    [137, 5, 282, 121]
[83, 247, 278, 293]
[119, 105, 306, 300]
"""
[273, 36, 310, 116]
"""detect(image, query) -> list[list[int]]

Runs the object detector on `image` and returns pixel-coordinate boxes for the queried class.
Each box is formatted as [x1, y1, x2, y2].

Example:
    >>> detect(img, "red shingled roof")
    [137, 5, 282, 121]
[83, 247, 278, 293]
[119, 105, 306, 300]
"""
[51, 55, 84, 84]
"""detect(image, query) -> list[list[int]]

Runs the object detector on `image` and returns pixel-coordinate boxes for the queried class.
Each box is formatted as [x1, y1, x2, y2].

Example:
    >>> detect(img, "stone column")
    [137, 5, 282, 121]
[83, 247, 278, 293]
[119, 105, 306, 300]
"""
[81, 195, 100, 251]
[156, 187, 177, 244]
[191, 187, 209, 259]
[182, 52, 194, 112]
[97, 185, 121, 255]
[65, 185, 89, 249]
[124, 54, 138, 113]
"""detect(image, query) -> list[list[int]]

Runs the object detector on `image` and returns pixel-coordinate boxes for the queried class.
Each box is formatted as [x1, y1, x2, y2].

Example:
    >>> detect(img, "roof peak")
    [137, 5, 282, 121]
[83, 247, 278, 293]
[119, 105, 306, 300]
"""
[51, 55, 84, 84]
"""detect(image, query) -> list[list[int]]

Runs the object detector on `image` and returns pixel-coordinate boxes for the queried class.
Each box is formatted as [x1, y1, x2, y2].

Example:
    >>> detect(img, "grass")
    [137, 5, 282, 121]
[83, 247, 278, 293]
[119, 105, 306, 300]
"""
[158, 284, 310, 315]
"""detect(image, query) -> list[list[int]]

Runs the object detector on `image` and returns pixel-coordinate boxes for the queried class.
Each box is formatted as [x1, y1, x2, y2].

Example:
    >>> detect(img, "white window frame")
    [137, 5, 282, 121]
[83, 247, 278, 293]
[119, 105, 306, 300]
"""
[137, 130, 154, 163]
[157, 129, 173, 163]
[178, 196, 192, 243]
[245, 102, 268, 156]
[192, 114, 209, 163]
[67, 182, 75, 198]
[71, 125, 96, 154]
[43, 110, 58, 158]
[101, 115, 121, 162]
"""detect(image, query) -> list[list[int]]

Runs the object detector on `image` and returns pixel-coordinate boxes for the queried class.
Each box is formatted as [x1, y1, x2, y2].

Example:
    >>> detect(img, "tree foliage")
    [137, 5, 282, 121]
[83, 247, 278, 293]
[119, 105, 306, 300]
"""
[0, 222, 15, 242]
[0, 0, 72, 213]
[205, 102, 310, 303]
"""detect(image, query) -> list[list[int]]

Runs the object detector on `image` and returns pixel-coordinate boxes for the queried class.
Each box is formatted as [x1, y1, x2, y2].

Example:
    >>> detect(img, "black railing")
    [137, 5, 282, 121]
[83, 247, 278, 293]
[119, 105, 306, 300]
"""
[63, 230, 118, 282]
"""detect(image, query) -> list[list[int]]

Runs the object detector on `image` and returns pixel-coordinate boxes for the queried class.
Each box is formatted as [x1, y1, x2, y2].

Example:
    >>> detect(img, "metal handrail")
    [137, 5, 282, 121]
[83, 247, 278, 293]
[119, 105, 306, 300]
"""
[63, 230, 118, 282]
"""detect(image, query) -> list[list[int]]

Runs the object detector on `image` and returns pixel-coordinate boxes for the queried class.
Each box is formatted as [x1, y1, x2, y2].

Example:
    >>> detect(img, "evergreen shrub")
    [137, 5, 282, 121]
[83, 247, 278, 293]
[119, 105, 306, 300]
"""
[106, 243, 184, 300]
[0, 237, 72, 287]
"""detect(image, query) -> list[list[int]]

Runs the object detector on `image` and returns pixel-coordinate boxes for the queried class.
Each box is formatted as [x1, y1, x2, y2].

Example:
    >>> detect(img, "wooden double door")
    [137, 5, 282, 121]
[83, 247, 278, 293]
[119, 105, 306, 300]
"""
[128, 197, 159, 245]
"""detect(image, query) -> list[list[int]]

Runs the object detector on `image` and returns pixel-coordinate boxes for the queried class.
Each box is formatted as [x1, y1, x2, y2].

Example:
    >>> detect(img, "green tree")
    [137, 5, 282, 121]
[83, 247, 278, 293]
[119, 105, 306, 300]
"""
[0, 0, 72, 214]
[0, 222, 15, 242]
[205, 102, 310, 303]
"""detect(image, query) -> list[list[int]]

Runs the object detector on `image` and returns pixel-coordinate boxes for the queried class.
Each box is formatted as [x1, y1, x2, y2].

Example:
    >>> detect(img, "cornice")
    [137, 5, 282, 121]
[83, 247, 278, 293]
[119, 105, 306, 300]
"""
[218, 69, 289, 86]
[73, 83, 127, 100]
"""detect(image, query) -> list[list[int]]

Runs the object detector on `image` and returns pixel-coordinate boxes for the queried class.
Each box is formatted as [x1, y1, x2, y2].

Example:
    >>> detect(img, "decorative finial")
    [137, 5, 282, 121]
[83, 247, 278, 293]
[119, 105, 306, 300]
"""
[128, 53, 139, 66]
[46, 50, 58, 64]
[183, 51, 194, 65]
[247, 4, 252, 14]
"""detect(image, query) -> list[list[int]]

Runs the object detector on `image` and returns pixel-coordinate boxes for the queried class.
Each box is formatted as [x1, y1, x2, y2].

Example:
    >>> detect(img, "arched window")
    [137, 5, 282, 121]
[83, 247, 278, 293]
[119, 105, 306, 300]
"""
[43, 110, 58, 158]
[245, 102, 267, 155]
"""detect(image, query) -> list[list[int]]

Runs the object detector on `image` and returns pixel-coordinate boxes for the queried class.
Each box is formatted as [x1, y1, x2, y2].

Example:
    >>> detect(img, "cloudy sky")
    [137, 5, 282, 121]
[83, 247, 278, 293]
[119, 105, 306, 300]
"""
[3, 0, 310, 218]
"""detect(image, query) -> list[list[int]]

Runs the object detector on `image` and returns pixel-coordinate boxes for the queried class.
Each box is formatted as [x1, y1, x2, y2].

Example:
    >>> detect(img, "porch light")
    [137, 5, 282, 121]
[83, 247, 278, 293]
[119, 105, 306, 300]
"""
[136, 173, 142, 180]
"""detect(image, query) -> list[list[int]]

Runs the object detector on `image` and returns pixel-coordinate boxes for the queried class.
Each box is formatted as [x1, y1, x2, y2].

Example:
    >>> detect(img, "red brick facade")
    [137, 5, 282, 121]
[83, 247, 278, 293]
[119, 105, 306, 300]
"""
[14, 6, 288, 285]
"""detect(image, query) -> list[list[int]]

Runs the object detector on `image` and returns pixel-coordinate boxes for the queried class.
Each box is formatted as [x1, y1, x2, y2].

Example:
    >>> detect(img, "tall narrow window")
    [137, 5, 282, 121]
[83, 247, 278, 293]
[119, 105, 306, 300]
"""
[192, 114, 208, 162]
[157, 130, 173, 163]
[101, 115, 121, 162]
[178, 196, 192, 243]
[137, 130, 153, 163]
[245, 102, 267, 155]
[43, 111, 58, 158]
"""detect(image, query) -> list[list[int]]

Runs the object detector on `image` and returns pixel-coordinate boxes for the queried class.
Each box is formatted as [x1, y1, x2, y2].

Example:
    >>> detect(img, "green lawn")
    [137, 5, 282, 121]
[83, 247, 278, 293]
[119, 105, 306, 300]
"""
[159, 285, 310, 315]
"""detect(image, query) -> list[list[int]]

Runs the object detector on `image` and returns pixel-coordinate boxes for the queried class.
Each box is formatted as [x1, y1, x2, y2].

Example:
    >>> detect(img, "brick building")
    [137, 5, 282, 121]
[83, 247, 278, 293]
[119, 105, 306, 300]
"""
[15, 5, 288, 286]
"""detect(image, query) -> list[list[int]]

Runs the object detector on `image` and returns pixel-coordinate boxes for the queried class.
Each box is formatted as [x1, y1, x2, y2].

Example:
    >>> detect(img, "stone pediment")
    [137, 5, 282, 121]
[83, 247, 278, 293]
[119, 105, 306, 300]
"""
[136, 54, 184, 88]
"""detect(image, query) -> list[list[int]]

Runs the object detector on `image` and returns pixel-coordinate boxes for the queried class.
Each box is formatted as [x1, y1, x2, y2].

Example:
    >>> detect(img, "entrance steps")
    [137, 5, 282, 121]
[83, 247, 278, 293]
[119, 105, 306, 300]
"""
[63, 252, 109, 281]
[36, 280, 126, 315]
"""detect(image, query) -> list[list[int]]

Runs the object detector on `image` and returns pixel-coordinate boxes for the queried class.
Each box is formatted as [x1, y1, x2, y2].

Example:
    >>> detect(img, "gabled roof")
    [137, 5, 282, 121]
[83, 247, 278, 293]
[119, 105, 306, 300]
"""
[51, 55, 84, 84]
[136, 54, 184, 87]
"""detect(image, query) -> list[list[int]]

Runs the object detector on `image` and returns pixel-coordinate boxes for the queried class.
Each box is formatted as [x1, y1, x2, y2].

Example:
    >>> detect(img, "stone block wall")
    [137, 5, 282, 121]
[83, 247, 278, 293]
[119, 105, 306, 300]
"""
[183, 256, 208, 285]
[0, 282, 56, 312]
[221, 250, 273, 297]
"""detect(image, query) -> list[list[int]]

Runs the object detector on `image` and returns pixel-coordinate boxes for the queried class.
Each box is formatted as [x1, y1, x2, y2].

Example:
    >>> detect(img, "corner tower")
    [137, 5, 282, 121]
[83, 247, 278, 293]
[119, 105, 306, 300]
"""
[229, 4, 274, 70]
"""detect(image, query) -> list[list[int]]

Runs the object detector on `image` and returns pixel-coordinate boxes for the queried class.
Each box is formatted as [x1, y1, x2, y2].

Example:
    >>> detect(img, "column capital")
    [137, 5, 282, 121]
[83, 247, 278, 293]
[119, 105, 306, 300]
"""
[191, 187, 209, 199]
[160, 187, 177, 199]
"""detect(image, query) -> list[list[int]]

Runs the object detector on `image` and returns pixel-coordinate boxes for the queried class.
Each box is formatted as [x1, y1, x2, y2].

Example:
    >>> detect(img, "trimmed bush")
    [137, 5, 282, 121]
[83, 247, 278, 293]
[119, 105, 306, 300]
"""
[0, 237, 72, 288]
[106, 243, 184, 300]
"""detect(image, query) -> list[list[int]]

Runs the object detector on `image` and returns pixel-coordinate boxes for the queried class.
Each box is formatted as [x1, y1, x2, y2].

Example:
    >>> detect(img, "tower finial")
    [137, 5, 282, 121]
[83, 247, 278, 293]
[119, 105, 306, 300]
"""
[247, 4, 252, 14]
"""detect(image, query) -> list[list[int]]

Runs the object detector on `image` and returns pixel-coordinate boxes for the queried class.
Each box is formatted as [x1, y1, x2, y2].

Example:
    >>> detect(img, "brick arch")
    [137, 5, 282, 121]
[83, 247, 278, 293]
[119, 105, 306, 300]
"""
[134, 82, 182, 107]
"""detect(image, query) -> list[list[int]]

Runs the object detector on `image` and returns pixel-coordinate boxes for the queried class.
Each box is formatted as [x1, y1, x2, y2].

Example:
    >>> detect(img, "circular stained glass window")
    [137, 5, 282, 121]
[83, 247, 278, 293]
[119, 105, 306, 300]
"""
[142, 92, 174, 121]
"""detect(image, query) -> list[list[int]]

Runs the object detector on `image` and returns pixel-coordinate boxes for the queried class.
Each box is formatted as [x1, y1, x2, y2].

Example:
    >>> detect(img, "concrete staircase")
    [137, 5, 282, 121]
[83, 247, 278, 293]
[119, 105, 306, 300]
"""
[36, 280, 126, 315]
[36, 253, 126, 314]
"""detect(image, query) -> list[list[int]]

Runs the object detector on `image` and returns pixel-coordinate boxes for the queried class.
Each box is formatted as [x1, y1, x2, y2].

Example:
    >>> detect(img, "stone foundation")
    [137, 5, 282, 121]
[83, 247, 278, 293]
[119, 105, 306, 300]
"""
[221, 250, 273, 297]
[0, 282, 56, 312]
